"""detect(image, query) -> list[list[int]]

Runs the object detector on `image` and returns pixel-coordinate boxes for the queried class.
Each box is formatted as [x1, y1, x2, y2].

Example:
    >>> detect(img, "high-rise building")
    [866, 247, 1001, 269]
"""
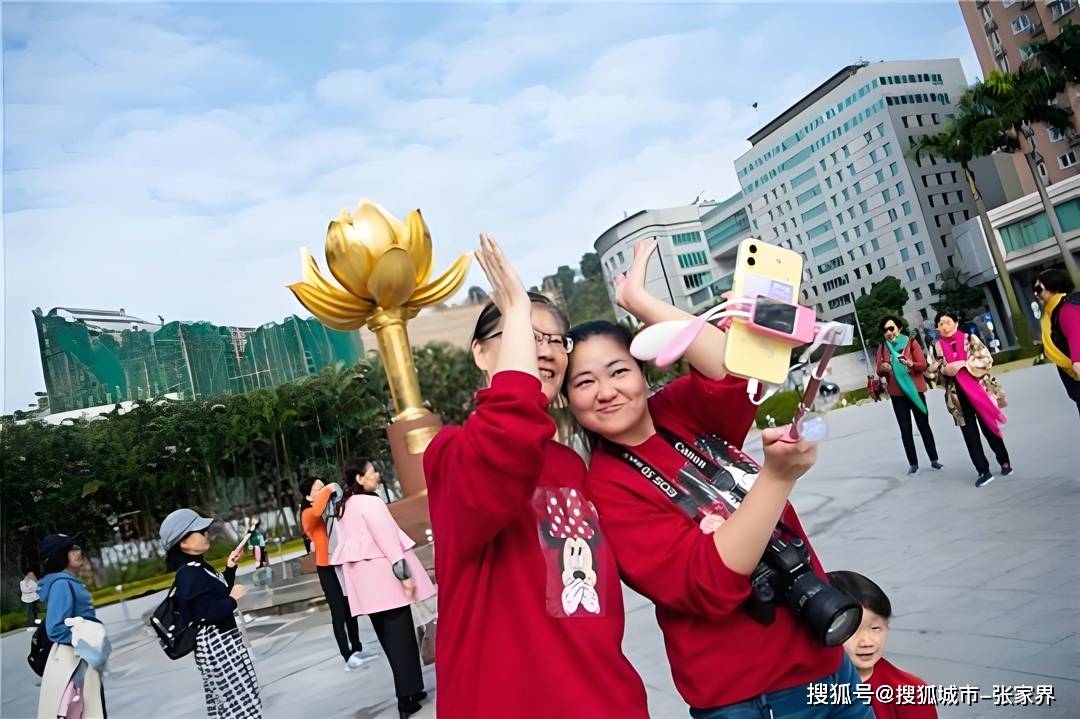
[959, 0, 1080, 194]
[736, 60, 981, 326]
[594, 191, 751, 321]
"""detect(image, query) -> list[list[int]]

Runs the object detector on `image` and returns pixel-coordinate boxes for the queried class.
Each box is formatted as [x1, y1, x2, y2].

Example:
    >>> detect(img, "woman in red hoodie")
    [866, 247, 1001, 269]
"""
[564, 239, 871, 719]
[423, 234, 648, 719]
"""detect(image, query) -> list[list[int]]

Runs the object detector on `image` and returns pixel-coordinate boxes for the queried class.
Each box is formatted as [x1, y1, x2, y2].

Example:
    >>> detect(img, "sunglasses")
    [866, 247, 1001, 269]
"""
[1033, 284, 1046, 294]
[883, 326, 899, 333]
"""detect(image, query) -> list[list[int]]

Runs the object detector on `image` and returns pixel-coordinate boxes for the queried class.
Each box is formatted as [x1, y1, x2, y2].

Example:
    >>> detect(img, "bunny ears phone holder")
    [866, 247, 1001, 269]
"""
[630, 296, 854, 443]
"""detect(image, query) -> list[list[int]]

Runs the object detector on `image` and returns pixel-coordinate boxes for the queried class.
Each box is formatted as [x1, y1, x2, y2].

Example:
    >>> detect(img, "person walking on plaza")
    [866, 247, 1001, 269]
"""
[875, 315, 942, 475]
[332, 459, 433, 719]
[299, 476, 372, 671]
[247, 519, 268, 569]
[160, 509, 261, 719]
[37, 533, 109, 719]
[423, 234, 650, 719]
[1033, 268, 1080, 421]
[927, 311, 1011, 487]
[828, 571, 938, 718]
[21, 569, 41, 626]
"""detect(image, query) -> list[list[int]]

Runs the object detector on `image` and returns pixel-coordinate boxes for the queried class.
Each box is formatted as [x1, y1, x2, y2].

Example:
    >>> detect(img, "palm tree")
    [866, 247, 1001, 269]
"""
[979, 69, 1080, 287]
[908, 90, 1034, 351]
[1028, 20, 1080, 82]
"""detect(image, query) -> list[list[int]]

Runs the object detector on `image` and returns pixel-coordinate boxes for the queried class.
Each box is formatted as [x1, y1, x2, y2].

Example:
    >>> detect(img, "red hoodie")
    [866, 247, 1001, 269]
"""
[585, 370, 843, 710]
[866, 658, 939, 719]
[424, 371, 648, 719]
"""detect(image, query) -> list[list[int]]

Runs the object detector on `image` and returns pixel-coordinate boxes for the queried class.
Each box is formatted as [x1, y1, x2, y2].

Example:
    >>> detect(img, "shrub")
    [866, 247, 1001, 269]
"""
[754, 390, 802, 429]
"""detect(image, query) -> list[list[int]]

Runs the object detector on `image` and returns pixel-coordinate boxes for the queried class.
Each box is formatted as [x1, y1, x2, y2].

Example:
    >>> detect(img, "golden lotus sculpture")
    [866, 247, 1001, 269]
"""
[289, 200, 471, 423]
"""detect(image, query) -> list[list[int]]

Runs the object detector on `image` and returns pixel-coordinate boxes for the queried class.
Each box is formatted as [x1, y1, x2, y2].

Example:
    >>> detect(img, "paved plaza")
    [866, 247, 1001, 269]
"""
[2, 363, 1077, 718]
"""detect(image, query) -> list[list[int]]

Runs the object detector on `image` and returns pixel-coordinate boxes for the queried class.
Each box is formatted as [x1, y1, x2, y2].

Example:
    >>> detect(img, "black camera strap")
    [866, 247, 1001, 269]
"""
[610, 427, 798, 537]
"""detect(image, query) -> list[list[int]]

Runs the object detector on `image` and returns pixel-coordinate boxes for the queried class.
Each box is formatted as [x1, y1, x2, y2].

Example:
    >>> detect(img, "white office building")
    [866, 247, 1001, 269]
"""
[594, 191, 751, 321]
[735, 60, 980, 326]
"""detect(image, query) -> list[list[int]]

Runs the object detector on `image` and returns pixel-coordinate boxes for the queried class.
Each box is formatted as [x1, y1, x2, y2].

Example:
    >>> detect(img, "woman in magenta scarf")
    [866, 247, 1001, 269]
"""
[930, 310, 1011, 487]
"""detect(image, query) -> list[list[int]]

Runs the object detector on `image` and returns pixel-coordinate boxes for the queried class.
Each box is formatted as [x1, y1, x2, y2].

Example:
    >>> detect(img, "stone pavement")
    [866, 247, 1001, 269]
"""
[2, 364, 1077, 718]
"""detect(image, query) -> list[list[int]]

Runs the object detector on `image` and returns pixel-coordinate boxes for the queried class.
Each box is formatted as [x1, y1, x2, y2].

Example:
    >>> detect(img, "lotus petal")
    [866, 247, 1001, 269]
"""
[367, 247, 417, 308]
[407, 253, 472, 307]
[325, 220, 374, 298]
[288, 282, 372, 331]
[353, 200, 406, 258]
[404, 209, 434, 286]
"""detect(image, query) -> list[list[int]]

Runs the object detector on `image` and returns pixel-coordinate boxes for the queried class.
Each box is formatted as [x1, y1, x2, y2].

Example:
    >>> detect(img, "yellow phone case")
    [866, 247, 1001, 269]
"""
[724, 239, 805, 385]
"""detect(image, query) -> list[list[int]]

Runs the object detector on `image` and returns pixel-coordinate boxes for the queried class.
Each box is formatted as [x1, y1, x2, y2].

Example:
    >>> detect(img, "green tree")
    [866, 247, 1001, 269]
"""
[579, 252, 603, 281]
[909, 92, 1034, 351]
[978, 69, 1080, 287]
[853, 276, 909, 349]
[930, 267, 987, 318]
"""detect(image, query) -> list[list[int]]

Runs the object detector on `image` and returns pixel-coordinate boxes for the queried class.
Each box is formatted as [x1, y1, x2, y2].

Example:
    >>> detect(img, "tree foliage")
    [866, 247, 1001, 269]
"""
[930, 267, 986, 319]
[853, 276, 909, 349]
[0, 345, 485, 597]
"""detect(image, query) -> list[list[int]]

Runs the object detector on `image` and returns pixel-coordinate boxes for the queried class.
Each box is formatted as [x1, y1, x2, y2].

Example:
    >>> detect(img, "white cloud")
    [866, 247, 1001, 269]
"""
[3, 2, 983, 411]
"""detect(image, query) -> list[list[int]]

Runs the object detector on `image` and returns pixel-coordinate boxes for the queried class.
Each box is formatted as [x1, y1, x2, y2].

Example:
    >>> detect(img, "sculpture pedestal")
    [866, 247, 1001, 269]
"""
[386, 412, 443, 545]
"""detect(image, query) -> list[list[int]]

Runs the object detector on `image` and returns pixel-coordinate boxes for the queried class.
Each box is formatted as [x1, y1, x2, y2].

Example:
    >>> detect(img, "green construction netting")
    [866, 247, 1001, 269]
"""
[34, 310, 363, 412]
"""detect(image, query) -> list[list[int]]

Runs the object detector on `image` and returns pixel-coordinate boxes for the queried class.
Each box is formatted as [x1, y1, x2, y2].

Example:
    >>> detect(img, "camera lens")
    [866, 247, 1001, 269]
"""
[748, 257, 757, 266]
[749, 244, 758, 254]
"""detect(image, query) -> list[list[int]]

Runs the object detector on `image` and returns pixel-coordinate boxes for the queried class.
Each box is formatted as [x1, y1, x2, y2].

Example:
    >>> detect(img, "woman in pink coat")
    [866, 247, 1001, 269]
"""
[331, 458, 435, 718]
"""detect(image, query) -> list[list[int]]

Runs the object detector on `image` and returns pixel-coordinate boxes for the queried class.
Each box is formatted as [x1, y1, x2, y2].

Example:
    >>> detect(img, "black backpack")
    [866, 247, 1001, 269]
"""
[149, 577, 197, 660]
[27, 582, 75, 676]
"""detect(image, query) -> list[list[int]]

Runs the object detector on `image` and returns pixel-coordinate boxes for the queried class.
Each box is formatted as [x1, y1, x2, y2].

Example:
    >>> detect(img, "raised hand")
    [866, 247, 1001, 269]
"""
[475, 233, 530, 318]
[615, 238, 658, 314]
[759, 426, 817, 484]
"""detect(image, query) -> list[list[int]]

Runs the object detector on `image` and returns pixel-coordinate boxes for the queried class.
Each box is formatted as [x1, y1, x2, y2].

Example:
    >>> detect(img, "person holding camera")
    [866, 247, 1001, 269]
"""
[160, 509, 261, 719]
[875, 315, 942, 475]
[564, 239, 870, 719]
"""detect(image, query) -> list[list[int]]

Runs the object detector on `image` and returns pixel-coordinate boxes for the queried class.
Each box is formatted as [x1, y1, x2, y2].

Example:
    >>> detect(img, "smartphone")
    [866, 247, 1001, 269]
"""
[724, 238, 804, 384]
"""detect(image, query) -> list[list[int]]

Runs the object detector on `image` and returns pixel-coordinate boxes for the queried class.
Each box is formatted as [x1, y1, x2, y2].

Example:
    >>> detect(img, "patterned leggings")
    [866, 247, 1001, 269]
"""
[194, 625, 262, 718]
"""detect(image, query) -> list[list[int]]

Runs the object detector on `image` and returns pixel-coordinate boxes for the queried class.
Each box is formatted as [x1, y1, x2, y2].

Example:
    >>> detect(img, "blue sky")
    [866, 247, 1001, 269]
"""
[1, 1, 980, 412]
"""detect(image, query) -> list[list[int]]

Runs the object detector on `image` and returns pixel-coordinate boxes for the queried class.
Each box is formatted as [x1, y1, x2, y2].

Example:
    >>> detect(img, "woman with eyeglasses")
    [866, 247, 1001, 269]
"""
[1032, 269, 1080, 420]
[160, 509, 260, 718]
[927, 311, 1011, 488]
[422, 234, 649, 719]
[875, 315, 942, 475]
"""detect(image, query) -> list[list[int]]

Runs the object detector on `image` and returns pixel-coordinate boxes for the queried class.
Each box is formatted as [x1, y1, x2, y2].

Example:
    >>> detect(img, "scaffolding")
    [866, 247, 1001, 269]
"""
[33, 308, 363, 413]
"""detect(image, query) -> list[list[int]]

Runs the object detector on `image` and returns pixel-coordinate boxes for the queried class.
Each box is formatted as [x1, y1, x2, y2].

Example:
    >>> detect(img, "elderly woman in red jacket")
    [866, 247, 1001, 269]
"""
[875, 315, 942, 475]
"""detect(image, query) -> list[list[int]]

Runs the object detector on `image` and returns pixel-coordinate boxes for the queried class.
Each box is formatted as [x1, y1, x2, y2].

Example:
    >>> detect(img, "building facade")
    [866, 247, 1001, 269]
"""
[959, 0, 1080, 194]
[34, 307, 364, 413]
[594, 191, 751, 321]
[735, 60, 982, 326]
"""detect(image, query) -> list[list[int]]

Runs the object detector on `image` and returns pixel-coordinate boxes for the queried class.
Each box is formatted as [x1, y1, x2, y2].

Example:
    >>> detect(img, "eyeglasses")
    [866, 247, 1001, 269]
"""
[883, 325, 899, 333]
[1033, 284, 1046, 294]
[482, 329, 574, 353]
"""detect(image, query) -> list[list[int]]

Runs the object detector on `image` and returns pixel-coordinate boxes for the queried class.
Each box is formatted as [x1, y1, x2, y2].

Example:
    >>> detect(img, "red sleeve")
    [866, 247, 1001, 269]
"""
[588, 453, 752, 619]
[1060, 303, 1080, 363]
[424, 370, 555, 556]
[647, 369, 757, 446]
[876, 344, 888, 377]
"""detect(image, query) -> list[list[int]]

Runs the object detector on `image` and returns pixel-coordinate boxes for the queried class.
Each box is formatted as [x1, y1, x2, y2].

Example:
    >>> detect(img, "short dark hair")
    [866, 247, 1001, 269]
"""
[878, 315, 904, 334]
[934, 309, 961, 326]
[564, 320, 644, 393]
[1035, 268, 1074, 295]
[298, 476, 321, 515]
[470, 291, 569, 344]
[827, 570, 892, 620]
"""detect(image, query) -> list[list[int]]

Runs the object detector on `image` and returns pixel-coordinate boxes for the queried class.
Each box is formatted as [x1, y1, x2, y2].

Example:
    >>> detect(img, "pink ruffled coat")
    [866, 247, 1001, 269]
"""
[329, 493, 436, 616]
